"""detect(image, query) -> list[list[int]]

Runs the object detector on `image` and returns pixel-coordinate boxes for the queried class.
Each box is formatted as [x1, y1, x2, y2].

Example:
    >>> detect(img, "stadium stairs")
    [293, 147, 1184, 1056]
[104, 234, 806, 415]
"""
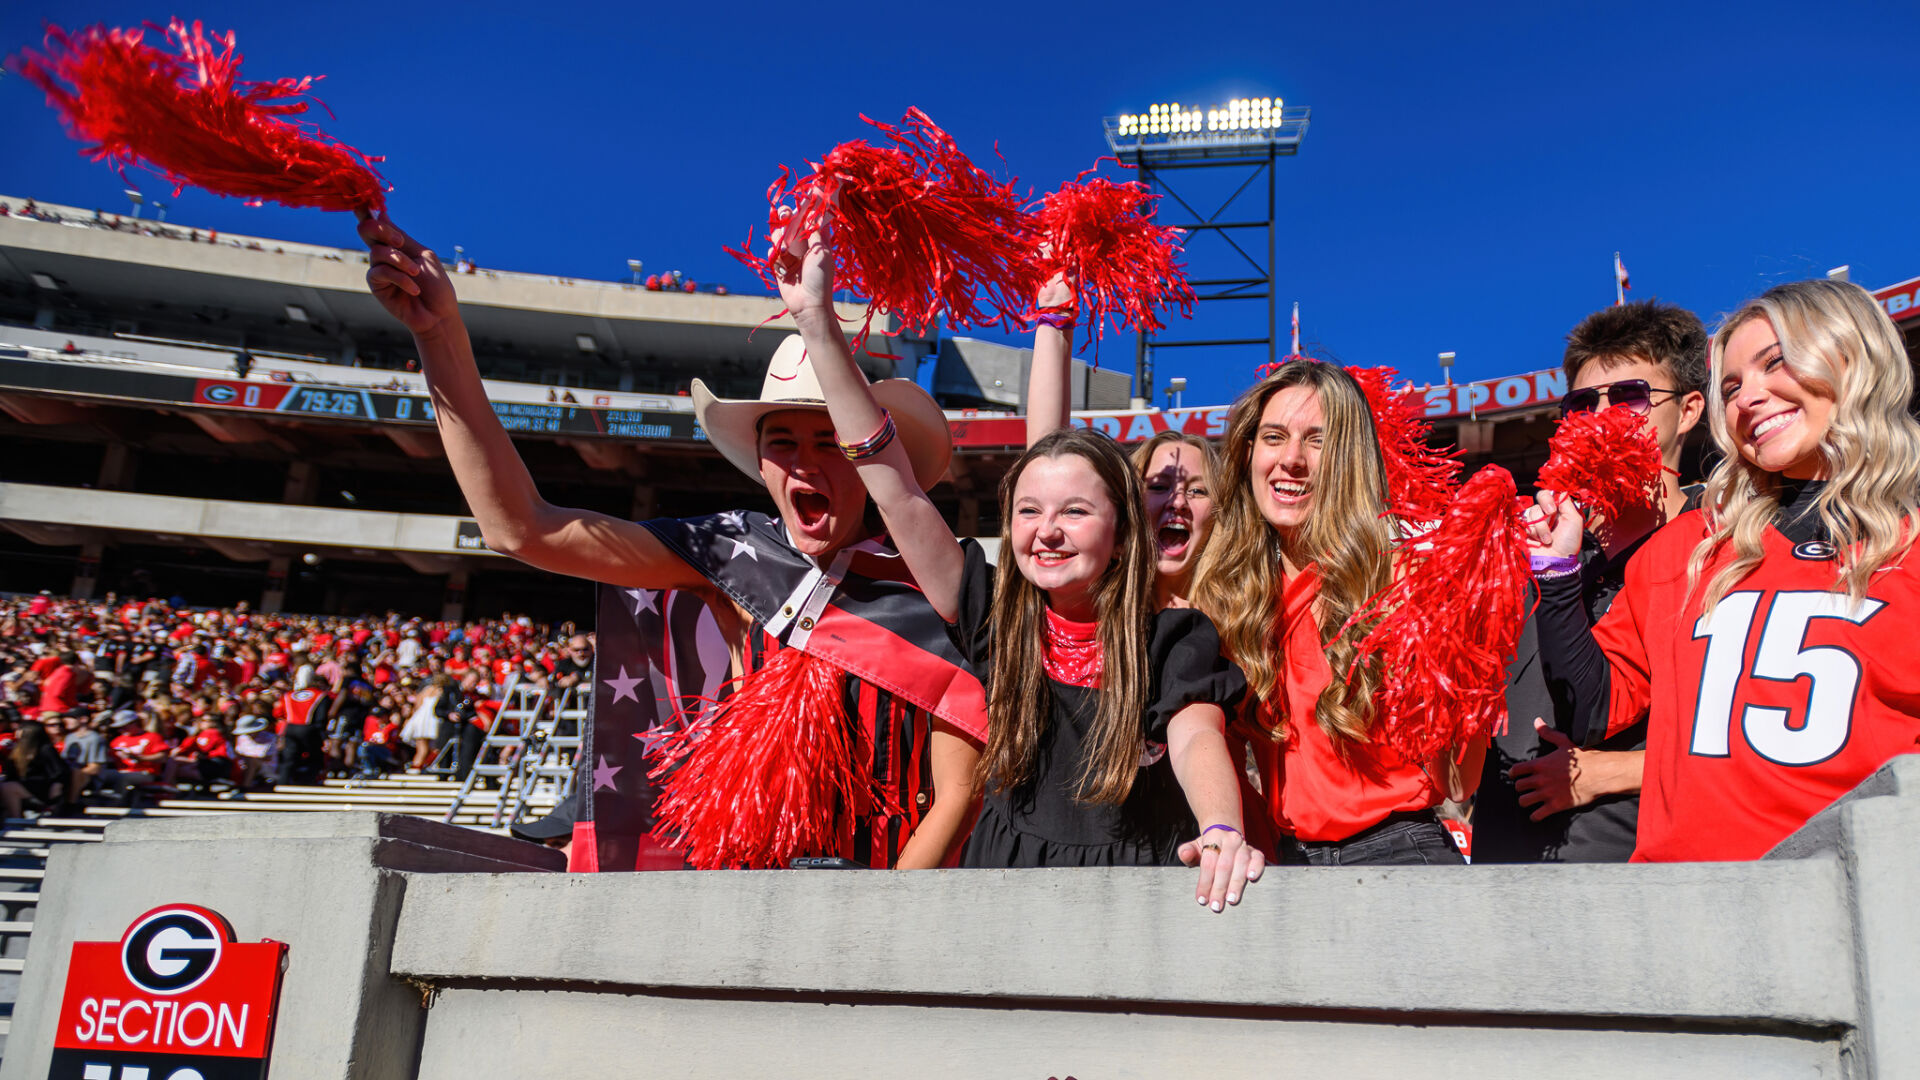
[0, 773, 556, 1057]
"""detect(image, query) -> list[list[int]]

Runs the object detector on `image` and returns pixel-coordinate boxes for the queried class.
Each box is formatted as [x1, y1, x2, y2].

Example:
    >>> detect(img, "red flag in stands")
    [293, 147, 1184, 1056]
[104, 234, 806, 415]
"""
[10, 19, 387, 212]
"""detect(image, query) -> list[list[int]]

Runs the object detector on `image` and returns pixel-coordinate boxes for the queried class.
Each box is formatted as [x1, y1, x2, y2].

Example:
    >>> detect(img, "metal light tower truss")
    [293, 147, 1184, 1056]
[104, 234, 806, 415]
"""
[1103, 98, 1311, 399]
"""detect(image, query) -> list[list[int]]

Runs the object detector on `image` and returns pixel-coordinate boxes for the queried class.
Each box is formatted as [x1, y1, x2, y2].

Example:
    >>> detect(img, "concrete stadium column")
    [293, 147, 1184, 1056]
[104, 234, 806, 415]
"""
[262, 554, 292, 613]
[0, 813, 562, 1080]
[1768, 755, 1920, 1075]
[96, 442, 136, 490]
[69, 540, 104, 599]
[441, 568, 469, 623]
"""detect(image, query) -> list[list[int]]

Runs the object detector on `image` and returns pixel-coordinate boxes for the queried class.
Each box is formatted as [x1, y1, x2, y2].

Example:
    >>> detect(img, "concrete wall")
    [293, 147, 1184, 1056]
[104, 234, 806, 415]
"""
[10, 760, 1920, 1078]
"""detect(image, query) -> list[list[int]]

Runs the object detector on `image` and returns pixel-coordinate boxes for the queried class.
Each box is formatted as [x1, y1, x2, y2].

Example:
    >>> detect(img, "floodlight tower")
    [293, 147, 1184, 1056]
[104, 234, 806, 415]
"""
[1105, 96, 1310, 401]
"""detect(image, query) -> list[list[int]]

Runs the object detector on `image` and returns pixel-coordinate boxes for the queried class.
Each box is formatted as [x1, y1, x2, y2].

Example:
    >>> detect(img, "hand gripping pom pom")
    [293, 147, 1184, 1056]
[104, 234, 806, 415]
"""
[1345, 365, 1464, 525]
[1536, 407, 1666, 525]
[1033, 170, 1194, 360]
[1346, 466, 1531, 764]
[10, 20, 387, 213]
[644, 646, 900, 870]
[726, 108, 1044, 353]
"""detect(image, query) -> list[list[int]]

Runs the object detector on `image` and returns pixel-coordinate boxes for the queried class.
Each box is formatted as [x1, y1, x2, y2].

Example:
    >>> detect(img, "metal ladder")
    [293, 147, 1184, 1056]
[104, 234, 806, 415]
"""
[496, 683, 588, 828]
[441, 675, 548, 825]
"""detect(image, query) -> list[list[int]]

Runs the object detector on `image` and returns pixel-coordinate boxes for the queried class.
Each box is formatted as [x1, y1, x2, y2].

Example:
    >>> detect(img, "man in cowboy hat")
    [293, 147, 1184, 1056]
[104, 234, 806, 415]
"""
[359, 212, 984, 870]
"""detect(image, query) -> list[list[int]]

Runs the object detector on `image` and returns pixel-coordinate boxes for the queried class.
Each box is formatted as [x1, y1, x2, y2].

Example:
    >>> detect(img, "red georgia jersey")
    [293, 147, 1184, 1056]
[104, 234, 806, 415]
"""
[1594, 510, 1920, 862]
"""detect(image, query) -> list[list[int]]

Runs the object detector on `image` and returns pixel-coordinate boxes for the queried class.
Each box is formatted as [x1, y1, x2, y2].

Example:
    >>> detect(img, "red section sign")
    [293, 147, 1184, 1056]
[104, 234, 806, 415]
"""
[50, 905, 286, 1080]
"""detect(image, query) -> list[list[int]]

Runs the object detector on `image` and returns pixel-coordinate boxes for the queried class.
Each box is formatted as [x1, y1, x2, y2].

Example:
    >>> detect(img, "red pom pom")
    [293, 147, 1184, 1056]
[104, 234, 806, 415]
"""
[645, 647, 895, 870]
[1347, 466, 1530, 763]
[727, 108, 1043, 351]
[1034, 171, 1193, 358]
[1535, 407, 1665, 524]
[11, 20, 386, 213]
[1345, 365, 1463, 524]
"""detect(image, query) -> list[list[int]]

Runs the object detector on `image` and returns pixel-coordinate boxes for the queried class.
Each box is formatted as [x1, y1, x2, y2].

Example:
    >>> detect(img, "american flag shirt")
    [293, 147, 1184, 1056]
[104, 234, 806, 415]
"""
[641, 510, 989, 867]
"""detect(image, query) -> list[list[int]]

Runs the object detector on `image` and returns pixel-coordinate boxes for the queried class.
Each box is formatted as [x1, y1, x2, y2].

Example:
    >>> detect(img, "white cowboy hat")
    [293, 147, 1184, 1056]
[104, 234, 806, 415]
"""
[692, 335, 952, 491]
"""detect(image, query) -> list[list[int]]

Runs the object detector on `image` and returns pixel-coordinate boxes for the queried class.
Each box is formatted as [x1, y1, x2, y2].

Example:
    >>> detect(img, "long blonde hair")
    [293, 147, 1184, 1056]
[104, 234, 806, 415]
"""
[1191, 363, 1394, 743]
[982, 428, 1157, 805]
[1691, 279, 1920, 611]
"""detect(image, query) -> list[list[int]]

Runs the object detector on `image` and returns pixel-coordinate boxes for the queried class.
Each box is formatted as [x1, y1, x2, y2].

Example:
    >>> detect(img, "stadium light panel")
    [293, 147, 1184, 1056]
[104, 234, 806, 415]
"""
[576, 334, 598, 353]
[31, 273, 59, 290]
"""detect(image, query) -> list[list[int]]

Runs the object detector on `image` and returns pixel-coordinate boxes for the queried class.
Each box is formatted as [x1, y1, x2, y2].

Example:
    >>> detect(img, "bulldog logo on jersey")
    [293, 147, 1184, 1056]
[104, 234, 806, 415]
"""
[1793, 540, 1839, 561]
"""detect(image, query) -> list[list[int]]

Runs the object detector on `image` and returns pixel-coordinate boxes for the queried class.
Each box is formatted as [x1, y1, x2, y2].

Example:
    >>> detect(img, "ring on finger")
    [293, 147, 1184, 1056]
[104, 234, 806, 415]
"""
[1201, 842, 1221, 852]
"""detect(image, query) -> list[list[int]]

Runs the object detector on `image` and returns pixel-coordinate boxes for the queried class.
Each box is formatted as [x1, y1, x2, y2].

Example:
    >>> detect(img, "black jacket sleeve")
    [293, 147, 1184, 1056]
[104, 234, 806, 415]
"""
[1532, 574, 1613, 747]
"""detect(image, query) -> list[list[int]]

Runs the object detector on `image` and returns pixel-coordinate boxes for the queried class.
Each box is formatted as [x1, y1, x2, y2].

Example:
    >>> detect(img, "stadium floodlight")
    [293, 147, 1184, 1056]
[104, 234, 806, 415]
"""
[576, 334, 599, 353]
[1438, 351, 1456, 386]
[285, 305, 309, 323]
[1106, 95, 1309, 162]
[627, 258, 643, 285]
[30, 273, 59, 290]
[124, 189, 144, 219]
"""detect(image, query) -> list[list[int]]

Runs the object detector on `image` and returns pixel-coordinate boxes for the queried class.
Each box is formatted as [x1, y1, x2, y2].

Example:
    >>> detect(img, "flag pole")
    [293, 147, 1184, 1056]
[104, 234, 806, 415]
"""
[1614, 251, 1625, 307]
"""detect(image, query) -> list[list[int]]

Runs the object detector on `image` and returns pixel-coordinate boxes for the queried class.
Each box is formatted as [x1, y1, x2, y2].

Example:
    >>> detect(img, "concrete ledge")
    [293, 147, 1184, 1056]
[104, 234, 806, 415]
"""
[389, 859, 1856, 1026]
[103, 811, 566, 872]
[413, 987, 1843, 1080]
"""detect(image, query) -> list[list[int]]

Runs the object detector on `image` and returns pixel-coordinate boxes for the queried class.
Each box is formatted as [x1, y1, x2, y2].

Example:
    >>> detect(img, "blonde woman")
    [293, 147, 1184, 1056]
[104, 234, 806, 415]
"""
[1191, 362, 1483, 865]
[1528, 279, 1920, 861]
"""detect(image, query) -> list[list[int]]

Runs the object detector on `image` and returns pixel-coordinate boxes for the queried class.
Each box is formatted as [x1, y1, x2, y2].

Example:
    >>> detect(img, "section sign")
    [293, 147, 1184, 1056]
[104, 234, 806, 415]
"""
[49, 905, 287, 1080]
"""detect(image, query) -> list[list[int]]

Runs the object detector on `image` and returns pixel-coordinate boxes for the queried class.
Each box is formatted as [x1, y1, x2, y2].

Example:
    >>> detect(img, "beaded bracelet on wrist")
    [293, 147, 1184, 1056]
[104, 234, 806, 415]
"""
[838, 409, 896, 461]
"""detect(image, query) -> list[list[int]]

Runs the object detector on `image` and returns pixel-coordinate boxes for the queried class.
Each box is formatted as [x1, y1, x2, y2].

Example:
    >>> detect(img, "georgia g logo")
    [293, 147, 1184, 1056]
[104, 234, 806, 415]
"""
[121, 906, 227, 995]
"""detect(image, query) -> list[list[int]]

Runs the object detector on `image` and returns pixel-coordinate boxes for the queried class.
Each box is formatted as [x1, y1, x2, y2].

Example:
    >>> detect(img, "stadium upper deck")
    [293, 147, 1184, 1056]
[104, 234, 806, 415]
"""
[2, 192, 1914, 619]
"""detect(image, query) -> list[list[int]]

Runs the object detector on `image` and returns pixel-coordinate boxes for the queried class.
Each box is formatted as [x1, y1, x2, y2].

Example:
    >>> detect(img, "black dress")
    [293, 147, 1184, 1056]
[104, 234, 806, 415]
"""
[949, 545, 1248, 867]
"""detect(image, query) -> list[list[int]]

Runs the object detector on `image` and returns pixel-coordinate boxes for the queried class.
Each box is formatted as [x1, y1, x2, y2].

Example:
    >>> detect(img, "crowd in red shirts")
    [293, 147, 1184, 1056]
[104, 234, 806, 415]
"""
[0, 591, 595, 817]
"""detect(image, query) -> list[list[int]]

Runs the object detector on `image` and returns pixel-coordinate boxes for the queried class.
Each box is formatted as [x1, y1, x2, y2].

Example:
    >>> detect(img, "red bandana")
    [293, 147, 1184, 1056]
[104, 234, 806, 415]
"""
[1042, 608, 1103, 688]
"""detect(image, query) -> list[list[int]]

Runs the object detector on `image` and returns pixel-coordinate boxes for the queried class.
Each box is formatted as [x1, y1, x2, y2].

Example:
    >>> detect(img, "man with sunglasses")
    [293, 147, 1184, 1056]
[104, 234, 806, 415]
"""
[1476, 301, 1707, 862]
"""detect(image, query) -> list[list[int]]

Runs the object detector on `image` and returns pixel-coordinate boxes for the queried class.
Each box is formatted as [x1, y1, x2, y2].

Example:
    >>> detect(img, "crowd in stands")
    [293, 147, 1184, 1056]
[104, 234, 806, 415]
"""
[0, 591, 594, 820]
[2, 197, 347, 259]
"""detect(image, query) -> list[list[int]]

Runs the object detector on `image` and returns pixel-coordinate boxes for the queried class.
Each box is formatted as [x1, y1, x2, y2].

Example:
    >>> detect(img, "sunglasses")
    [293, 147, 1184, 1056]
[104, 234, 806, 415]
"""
[1558, 379, 1683, 418]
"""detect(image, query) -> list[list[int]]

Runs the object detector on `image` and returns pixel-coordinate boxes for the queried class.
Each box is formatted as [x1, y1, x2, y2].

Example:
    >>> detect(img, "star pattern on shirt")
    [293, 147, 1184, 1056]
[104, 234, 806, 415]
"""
[727, 537, 759, 562]
[719, 510, 747, 531]
[634, 723, 679, 759]
[602, 665, 645, 704]
[623, 588, 658, 617]
[592, 755, 623, 791]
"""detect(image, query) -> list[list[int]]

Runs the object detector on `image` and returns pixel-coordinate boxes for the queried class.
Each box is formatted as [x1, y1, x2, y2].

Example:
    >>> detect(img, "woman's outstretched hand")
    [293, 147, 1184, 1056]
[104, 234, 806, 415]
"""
[1178, 826, 1263, 913]
[357, 209, 458, 339]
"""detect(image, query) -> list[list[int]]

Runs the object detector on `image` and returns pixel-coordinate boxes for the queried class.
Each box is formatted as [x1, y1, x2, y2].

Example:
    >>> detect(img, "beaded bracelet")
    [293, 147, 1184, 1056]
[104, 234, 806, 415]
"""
[838, 409, 896, 462]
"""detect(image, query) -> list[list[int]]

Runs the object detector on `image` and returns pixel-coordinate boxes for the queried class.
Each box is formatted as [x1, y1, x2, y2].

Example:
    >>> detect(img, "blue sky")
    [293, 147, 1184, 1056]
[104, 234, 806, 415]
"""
[6, 0, 1918, 408]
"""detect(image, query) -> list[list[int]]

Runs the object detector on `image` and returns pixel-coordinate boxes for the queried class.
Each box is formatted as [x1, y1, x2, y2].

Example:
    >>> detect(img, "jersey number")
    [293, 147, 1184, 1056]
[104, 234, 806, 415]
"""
[1689, 590, 1884, 766]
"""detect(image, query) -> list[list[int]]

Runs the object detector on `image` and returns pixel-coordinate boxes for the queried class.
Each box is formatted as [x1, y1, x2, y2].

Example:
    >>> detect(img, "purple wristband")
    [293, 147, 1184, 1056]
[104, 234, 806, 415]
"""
[1530, 554, 1580, 579]
[1202, 823, 1241, 838]
[1034, 311, 1076, 331]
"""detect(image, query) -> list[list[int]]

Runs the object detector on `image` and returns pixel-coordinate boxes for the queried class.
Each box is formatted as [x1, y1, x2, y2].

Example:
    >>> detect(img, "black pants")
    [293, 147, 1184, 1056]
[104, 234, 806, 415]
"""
[441, 723, 485, 781]
[277, 723, 325, 784]
[1289, 812, 1466, 866]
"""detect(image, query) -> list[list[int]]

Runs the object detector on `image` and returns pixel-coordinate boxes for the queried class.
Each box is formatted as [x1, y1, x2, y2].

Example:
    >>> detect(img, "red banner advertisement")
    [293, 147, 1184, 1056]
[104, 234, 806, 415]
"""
[1874, 276, 1920, 324]
[50, 905, 287, 1080]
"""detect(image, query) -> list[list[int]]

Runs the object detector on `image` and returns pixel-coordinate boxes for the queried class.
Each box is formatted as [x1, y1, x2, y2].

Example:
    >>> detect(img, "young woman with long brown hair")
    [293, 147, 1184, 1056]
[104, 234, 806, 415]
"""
[784, 224, 1262, 909]
[1191, 362, 1483, 865]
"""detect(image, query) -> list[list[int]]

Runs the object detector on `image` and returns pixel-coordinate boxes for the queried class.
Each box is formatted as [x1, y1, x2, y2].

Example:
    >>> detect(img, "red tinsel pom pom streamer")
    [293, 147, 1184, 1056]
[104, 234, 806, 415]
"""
[726, 108, 1043, 351]
[1535, 407, 1665, 525]
[1347, 465, 1530, 764]
[644, 646, 895, 870]
[1034, 172, 1194, 356]
[10, 20, 387, 213]
[1346, 365, 1463, 524]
